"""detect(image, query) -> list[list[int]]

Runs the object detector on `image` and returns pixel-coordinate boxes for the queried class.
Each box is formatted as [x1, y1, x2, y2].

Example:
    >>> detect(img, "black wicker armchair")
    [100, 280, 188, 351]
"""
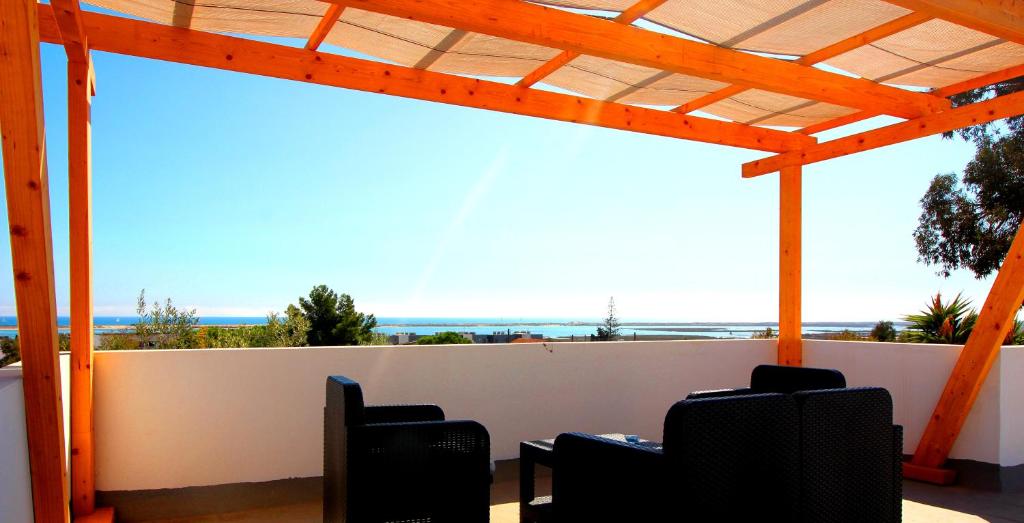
[795, 387, 903, 523]
[689, 366, 902, 522]
[323, 376, 491, 523]
[552, 380, 903, 522]
[688, 363, 847, 399]
[552, 393, 801, 522]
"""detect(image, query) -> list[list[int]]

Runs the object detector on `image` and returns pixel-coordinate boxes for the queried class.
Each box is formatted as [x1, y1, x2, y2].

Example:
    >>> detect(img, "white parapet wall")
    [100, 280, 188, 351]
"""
[0, 367, 36, 523]
[803, 340, 1024, 466]
[0, 354, 71, 522]
[93, 339, 775, 490]
[91, 339, 1024, 492]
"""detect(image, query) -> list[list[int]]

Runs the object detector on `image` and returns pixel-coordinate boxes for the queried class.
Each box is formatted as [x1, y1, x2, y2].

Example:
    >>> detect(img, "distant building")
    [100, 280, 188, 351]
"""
[472, 331, 543, 343]
[388, 330, 543, 345]
[387, 332, 421, 345]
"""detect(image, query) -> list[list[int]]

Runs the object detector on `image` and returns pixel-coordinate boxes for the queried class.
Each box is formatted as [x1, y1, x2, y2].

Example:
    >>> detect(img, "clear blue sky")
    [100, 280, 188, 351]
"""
[0, 40, 996, 321]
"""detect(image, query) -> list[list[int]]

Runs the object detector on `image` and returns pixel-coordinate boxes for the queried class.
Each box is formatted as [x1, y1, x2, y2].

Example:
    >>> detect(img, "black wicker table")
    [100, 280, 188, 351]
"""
[519, 434, 661, 523]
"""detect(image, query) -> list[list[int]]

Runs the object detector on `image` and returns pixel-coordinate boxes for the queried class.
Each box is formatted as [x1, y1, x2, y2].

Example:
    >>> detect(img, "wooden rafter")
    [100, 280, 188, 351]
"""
[910, 219, 1024, 480]
[934, 63, 1024, 98]
[49, 0, 89, 63]
[883, 0, 1024, 45]
[517, 0, 668, 88]
[797, 110, 875, 136]
[742, 89, 1024, 177]
[778, 165, 802, 366]
[306, 3, 345, 51]
[675, 11, 934, 114]
[799, 62, 1024, 136]
[325, 0, 950, 119]
[0, 0, 70, 521]
[36, 6, 814, 153]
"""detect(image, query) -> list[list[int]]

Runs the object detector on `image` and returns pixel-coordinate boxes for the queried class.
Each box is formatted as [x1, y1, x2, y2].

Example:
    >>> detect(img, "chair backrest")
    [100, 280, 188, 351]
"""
[794, 387, 896, 522]
[751, 364, 846, 393]
[324, 376, 366, 523]
[662, 393, 800, 521]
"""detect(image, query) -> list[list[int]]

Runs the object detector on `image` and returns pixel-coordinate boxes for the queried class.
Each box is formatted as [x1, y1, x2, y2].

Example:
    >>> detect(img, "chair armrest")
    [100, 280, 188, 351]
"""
[894, 425, 903, 523]
[552, 432, 665, 521]
[348, 420, 491, 521]
[686, 387, 753, 399]
[364, 404, 445, 424]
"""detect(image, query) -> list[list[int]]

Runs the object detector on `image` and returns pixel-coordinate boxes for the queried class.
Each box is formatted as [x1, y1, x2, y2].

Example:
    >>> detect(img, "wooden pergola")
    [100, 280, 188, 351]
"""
[2, 0, 1024, 520]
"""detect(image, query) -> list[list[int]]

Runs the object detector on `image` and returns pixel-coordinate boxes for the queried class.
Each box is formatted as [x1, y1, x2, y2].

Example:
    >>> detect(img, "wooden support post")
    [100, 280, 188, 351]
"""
[69, 57, 96, 517]
[0, 0, 71, 521]
[907, 220, 1024, 483]
[779, 165, 802, 366]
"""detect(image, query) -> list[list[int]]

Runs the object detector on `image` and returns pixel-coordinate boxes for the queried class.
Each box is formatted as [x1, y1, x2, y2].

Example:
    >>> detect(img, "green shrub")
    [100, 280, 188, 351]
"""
[416, 332, 472, 345]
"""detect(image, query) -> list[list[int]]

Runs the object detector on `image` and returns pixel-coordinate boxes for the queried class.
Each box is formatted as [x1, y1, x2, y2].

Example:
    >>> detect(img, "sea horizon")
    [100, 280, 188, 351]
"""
[0, 316, 907, 339]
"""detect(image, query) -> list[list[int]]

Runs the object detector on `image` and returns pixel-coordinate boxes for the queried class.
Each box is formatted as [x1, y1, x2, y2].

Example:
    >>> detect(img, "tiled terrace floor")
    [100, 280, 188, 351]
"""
[136, 461, 1024, 522]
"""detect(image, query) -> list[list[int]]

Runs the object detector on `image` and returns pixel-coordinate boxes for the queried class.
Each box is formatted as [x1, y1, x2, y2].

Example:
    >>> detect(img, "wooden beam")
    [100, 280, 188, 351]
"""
[797, 109, 877, 136]
[36, 7, 814, 153]
[799, 12, 934, 65]
[517, 0, 668, 88]
[933, 63, 1024, 98]
[674, 85, 746, 115]
[76, 508, 114, 523]
[778, 165, 802, 366]
[883, 0, 1024, 45]
[0, 0, 70, 521]
[306, 3, 345, 51]
[743, 89, 1024, 177]
[675, 12, 933, 114]
[911, 221, 1024, 471]
[799, 63, 1024, 136]
[68, 57, 96, 517]
[903, 462, 957, 485]
[49, 0, 89, 63]
[325, 0, 950, 119]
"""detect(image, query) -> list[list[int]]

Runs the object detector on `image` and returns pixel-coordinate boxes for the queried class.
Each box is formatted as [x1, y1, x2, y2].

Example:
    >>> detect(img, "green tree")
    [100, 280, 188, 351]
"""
[58, 333, 71, 352]
[200, 307, 310, 348]
[362, 332, 391, 346]
[297, 285, 377, 346]
[1, 333, 70, 367]
[913, 77, 1024, 279]
[98, 333, 140, 351]
[827, 329, 866, 341]
[870, 321, 897, 342]
[1, 336, 19, 367]
[596, 297, 621, 341]
[903, 293, 977, 344]
[416, 331, 472, 345]
[134, 289, 200, 349]
[751, 327, 776, 339]
[269, 305, 311, 347]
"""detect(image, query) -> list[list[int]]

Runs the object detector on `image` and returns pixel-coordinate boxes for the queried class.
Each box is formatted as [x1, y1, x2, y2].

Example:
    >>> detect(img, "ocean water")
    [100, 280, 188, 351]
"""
[0, 316, 900, 339]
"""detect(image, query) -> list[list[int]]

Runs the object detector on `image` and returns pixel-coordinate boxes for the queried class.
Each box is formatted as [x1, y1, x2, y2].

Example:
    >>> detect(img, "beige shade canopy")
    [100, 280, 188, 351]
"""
[84, 0, 1024, 128]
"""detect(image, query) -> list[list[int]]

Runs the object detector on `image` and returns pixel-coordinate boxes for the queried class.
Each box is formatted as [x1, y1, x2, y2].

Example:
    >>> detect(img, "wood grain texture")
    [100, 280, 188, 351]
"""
[778, 165, 802, 366]
[68, 57, 95, 517]
[0, 0, 70, 520]
[306, 3, 345, 51]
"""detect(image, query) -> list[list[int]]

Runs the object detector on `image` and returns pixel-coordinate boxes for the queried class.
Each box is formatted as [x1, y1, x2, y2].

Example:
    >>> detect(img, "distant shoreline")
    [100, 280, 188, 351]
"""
[0, 320, 908, 331]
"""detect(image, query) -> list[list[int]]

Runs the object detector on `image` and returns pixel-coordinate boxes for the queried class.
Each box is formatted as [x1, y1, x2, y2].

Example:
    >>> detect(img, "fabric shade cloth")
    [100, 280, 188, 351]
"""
[84, 0, 1024, 128]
